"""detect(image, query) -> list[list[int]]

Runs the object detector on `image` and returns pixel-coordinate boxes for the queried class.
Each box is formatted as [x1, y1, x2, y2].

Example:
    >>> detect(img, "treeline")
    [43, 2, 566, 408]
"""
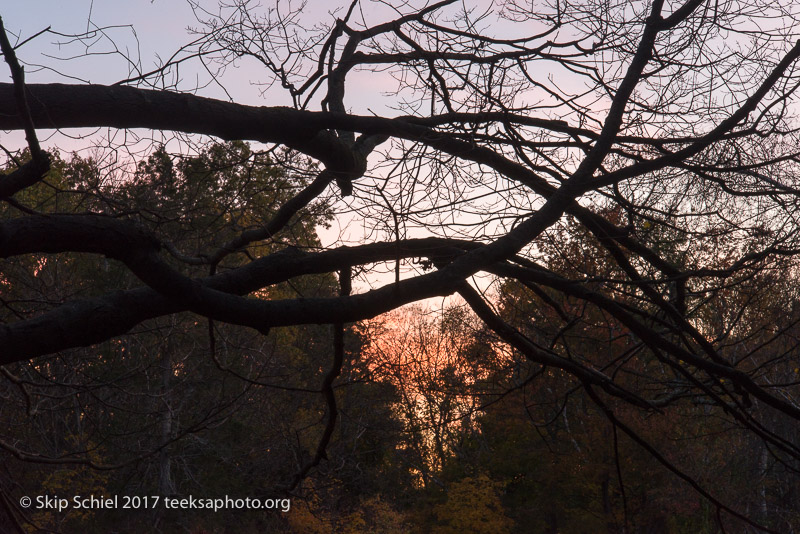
[2, 143, 799, 533]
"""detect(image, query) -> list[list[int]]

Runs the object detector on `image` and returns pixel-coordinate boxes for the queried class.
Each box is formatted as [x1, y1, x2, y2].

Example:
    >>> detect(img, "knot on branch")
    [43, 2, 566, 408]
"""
[327, 133, 387, 196]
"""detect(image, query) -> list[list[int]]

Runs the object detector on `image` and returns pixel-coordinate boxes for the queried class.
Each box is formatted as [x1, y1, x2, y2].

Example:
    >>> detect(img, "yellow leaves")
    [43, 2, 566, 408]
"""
[354, 496, 410, 534]
[287, 490, 409, 534]
[31, 436, 109, 530]
[286, 493, 329, 534]
[431, 475, 514, 534]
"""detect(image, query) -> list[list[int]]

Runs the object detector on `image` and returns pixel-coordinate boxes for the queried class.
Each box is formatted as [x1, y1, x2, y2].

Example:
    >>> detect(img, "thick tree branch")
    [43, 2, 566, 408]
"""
[0, 17, 50, 199]
[0, 238, 474, 363]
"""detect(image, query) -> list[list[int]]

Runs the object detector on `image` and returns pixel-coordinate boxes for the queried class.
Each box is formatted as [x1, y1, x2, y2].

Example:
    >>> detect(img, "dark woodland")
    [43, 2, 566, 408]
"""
[2, 0, 800, 532]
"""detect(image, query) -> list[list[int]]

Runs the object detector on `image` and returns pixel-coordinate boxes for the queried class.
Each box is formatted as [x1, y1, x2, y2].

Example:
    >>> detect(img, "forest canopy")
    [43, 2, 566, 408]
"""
[3, 0, 800, 532]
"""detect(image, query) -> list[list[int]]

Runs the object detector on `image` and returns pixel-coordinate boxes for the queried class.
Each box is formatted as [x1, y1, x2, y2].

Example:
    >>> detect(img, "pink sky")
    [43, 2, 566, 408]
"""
[0, 1, 451, 291]
[0, 1, 577, 297]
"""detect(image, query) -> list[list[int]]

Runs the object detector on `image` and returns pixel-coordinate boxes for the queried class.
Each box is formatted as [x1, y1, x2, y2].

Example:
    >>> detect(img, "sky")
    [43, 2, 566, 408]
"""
[4, 2, 196, 84]
[2, 2, 203, 151]
[1, 1, 413, 108]
[0, 1, 466, 297]
[1, 0, 575, 303]
[1, 1, 417, 155]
